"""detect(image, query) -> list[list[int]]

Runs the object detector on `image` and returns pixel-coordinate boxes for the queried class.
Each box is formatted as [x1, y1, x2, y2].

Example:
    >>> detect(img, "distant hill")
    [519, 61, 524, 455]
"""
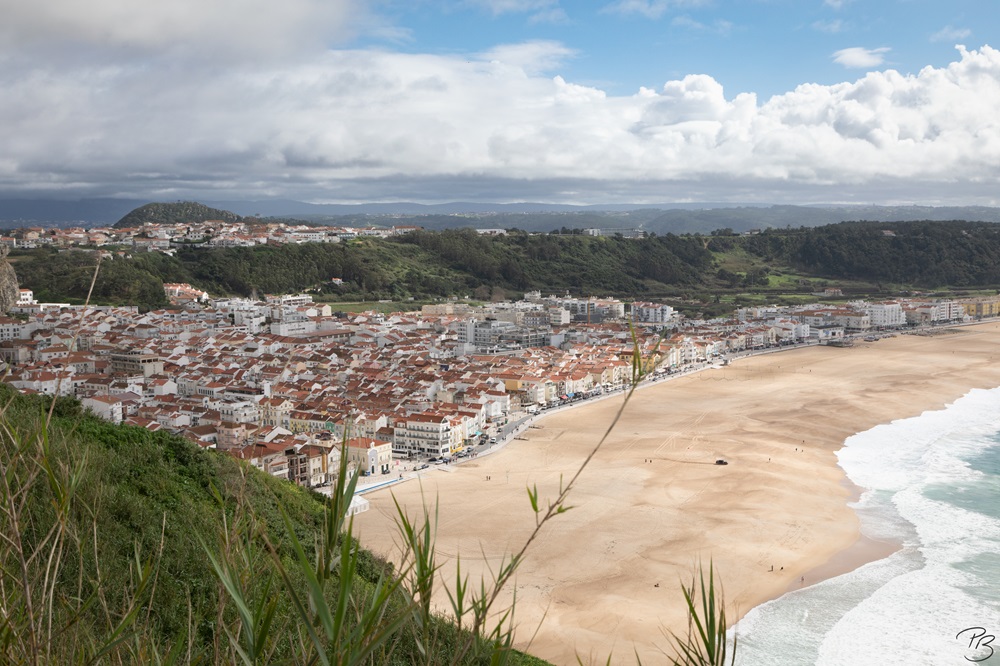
[209, 199, 687, 217]
[219, 202, 1000, 236]
[643, 205, 1000, 235]
[113, 201, 245, 228]
[6, 196, 1000, 235]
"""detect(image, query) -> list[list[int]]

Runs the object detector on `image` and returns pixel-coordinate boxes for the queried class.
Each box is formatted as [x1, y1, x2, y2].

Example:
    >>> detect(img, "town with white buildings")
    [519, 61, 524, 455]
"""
[2, 280, 996, 492]
[0, 219, 424, 251]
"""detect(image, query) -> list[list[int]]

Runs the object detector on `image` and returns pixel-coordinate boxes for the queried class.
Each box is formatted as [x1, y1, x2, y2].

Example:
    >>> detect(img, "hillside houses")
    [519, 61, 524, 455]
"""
[0, 290, 985, 494]
[5, 220, 425, 252]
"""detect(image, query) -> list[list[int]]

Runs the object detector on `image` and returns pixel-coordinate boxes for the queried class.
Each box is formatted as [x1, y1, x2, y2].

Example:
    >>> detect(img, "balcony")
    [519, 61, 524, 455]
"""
[403, 432, 448, 442]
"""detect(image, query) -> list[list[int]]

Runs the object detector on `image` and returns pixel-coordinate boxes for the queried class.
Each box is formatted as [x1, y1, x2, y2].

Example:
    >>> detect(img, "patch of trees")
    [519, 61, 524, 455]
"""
[12, 248, 168, 309]
[395, 229, 715, 295]
[756, 221, 1000, 286]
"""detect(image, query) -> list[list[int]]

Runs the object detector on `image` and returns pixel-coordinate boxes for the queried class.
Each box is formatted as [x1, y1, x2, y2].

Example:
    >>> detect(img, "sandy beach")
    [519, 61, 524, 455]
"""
[355, 322, 1000, 665]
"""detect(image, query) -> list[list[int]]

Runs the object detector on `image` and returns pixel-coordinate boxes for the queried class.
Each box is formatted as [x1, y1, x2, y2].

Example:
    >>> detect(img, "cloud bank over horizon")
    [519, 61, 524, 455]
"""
[1, 0, 999, 206]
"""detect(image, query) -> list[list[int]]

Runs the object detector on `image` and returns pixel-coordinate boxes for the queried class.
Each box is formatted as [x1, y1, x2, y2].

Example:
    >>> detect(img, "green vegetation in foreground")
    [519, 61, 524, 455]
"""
[0, 384, 550, 664]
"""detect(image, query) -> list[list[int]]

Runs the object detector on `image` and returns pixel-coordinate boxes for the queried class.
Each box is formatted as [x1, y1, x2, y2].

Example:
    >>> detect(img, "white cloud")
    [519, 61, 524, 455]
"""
[672, 15, 733, 35]
[479, 41, 576, 74]
[467, 0, 560, 15]
[365, 23, 416, 45]
[823, 0, 850, 9]
[833, 46, 891, 68]
[528, 8, 570, 24]
[930, 25, 971, 43]
[601, 0, 710, 20]
[0, 0, 362, 62]
[812, 19, 844, 34]
[2, 14, 1000, 205]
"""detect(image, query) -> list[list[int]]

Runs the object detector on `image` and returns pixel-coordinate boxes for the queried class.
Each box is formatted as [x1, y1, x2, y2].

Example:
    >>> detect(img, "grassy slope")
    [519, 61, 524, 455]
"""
[0, 386, 549, 664]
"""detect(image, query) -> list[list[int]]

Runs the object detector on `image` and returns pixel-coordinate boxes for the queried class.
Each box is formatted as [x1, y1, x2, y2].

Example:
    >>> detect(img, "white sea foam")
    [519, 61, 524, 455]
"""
[733, 387, 1000, 665]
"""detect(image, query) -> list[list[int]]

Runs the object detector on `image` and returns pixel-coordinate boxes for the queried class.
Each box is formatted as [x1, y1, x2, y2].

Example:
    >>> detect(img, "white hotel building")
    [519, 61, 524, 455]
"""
[865, 302, 907, 329]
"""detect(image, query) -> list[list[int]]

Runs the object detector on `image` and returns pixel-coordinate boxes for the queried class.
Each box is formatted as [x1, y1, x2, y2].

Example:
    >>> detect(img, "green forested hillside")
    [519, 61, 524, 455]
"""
[790, 220, 1000, 286]
[396, 229, 713, 293]
[10, 247, 170, 308]
[708, 220, 1000, 287]
[12, 230, 716, 308]
[13, 221, 1000, 310]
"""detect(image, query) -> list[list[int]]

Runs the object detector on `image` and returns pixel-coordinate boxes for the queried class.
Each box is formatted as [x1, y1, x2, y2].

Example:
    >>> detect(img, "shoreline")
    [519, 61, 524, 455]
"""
[355, 322, 1000, 665]
[774, 475, 900, 600]
[783, 530, 901, 597]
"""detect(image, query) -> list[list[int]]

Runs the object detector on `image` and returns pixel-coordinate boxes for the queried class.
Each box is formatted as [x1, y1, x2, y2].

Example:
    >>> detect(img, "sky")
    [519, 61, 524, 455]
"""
[1, 0, 999, 206]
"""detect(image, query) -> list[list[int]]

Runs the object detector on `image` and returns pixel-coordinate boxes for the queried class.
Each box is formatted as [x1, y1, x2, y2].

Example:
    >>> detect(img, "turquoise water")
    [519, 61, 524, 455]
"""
[732, 387, 1000, 665]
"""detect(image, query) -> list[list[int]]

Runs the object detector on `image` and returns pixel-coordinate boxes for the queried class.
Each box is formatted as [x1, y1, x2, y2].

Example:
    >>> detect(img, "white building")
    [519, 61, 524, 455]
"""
[456, 319, 518, 351]
[866, 302, 906, 329]
[82, 394, 125, 424]
[548, 307, 571, 326]
[393, 413, 452, 458]
[770, 318, 811, 342]
[265, 293, 313, 307]
[557, 297, 626, 321]
[269, 318, 317, 336]
[17, 289, 36, 306]
[631, 301, 675, 324]
[0, 317, 25, 342]
[345, 437, 393, 476]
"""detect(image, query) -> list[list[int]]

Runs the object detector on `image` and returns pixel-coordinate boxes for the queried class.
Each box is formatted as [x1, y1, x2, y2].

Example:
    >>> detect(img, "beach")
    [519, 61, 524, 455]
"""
[355, 322, 1000, 665]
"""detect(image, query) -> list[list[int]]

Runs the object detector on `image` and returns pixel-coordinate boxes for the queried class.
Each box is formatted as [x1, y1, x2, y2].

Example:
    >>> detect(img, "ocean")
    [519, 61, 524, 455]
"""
[731, 386, 1000, 665]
